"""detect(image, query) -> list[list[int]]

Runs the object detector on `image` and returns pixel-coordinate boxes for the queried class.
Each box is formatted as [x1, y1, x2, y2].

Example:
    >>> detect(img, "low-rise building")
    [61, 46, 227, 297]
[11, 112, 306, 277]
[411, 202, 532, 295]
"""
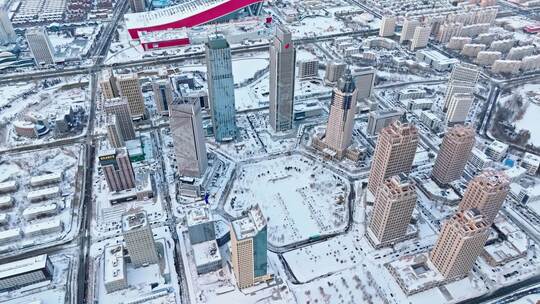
[0, 180, 18, 194]
[0, 228, 22, 245]
[22, 203, 59, 220]
[398, 88, 426, 101]
[104, 245, 128, 293]
[521, 152, 540, 175]
[192, 240, 222, 275]
[469, 148, 492, 170]
[27, 186, 60, 202]
[0, 196, 13, 209]
[23, 219, 63, 237]
[405, 99, 433, 111]
[486, 140, 509, 161]
[30, 172, 63, 187]
[187, 207, 215, 245]
[420, 111, 443, 131]
[367, 109, 404, 136]
[0, 254, 54, 292]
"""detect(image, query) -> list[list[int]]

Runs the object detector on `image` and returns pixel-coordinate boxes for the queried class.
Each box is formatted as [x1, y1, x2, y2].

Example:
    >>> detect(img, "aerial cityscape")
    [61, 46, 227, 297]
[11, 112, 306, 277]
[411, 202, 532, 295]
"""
[1, 0, 540, 303]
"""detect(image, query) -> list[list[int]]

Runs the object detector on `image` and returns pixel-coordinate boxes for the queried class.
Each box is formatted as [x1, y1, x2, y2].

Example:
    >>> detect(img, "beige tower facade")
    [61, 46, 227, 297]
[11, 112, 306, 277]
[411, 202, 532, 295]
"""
[458, 170, 510, 225]
[122, 211, 159, 268]
[400, 18, 421, 43]
[105, 114, 124, 148]
[103, 97, 136, 141]
[116, 73, 146, 119]
[368, 174, 417, 247]
[324, 61, 346, 85]
[432, 125, 475, 185]
[230, 205, 269, 289]
[443, 63, 480, 111]
[323, 70, 358, 154]
[26, 27, 55, 66]
[410, 26, 431, 50]
[379, 15, 396, 37]
[367, 121, 419, 195]
[430, 209, 489, 280]
[100, 69, 120, 100]
[446, 93, 474, 125]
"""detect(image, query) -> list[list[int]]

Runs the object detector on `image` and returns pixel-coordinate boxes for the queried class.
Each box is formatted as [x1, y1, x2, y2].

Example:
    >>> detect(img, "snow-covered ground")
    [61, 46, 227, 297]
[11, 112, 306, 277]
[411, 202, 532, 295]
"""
[0, 75, 90, 149]
[224, 153, 349, 247]
[500, 83, 540, 147]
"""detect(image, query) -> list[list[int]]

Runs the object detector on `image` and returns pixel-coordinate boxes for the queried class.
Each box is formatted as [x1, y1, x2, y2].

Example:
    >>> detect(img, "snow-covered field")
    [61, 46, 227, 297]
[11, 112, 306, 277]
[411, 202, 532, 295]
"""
[501, 83, 540, 147]
[0, 76, 90, 149]
[225, 153, 349, 247]
[515, 102, 540, 147]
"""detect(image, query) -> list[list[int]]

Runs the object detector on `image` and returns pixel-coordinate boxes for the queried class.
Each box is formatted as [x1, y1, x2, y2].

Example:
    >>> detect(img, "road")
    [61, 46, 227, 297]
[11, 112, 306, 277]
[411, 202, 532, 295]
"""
[0, 28, 378, 85]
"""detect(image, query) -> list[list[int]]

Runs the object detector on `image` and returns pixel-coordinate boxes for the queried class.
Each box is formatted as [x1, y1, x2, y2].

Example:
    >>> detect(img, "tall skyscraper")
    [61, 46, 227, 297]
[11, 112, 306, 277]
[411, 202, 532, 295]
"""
[152, 79, 173, 116]
[410, 26, 431, 50]
[122, 211, 159, 267]
[432, 125, 475, 185]
[98, 148, 136, 192]
[367, 121, 419, 195]
[0, 7, 16, 45]
[100, 69, 120, 99]
[25, 27, 55, 66]
[115, 73, 146, 119]
[230, 204, 269, 289]
[324, 60, 346, 85]
[322, 69, 358, 156]
[170, 95, 208, 178]
[458, 170, 510, 225]
[446, 93, 474, 125]
[443, 63, 480, 111]
[379, 15, 396, 37]
[352, 67, 375, 101]
[368, 174, 417, 247]
[269, 25, 296, 132]
[104, 97, 136, 141]
[105, 114, 124, 148]
[430, 209, 489, 280]
[205, 34, 237, 141]
[400, 18, 421, 43]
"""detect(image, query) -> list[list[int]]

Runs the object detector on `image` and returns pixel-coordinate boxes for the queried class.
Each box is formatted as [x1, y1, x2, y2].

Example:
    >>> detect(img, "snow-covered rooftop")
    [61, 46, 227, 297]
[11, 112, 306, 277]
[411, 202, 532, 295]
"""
[139, 29, 188, 44]
[104, 245, 126, 286]
[125, 0, 230, 29]
[187, 207, 212, 227]
[231, 204, 266, 240]
[0, 254, 49, 279]
[122, 210, 149, 232]
[192, 240, 221, 267]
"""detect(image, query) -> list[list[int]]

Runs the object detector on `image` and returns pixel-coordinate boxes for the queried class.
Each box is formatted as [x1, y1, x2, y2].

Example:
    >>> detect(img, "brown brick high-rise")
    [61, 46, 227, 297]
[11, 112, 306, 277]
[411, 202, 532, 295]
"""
[367, 121, 418, 195]
[430, 209, 489, 280]
[432, 125, 475, 185]
[458, 170, 510, 225]
[368, 174, 417, 246]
